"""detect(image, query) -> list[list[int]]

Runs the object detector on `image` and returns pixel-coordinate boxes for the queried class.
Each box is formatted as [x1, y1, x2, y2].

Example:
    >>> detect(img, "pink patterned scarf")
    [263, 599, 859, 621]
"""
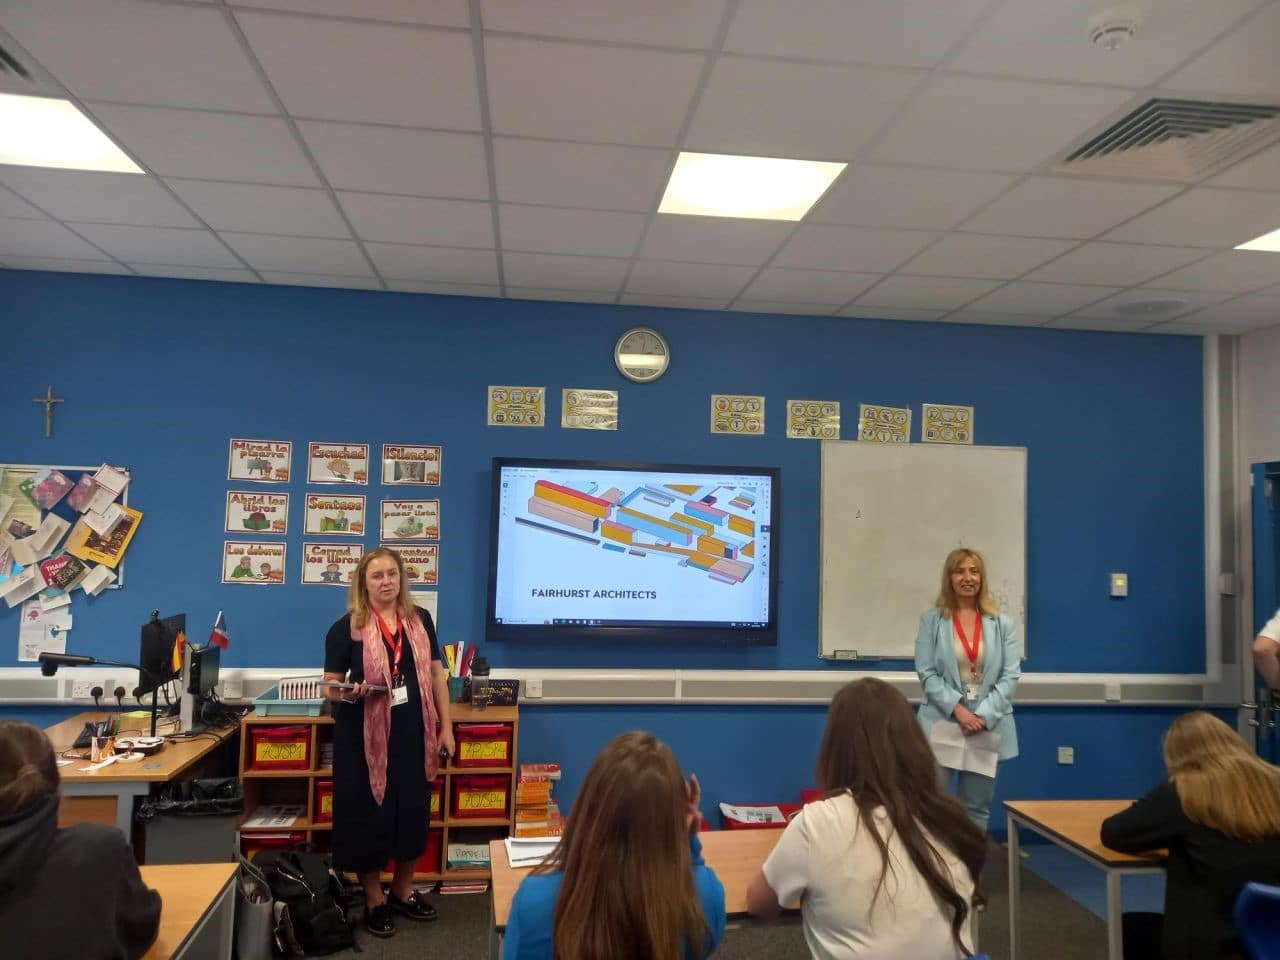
[352, 608, 440, 805]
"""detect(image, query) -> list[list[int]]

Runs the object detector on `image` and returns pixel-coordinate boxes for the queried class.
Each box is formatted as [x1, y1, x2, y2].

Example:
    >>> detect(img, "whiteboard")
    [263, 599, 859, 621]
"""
[818, 442, 1026, 660]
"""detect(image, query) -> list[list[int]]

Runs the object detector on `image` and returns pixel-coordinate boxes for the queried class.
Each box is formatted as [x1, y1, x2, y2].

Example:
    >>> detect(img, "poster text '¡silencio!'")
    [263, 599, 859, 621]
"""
[384, 446, 438, 461]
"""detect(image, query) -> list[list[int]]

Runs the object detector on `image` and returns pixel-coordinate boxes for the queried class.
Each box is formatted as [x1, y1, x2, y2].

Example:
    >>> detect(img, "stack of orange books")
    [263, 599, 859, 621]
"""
[514, 763, 564, 838]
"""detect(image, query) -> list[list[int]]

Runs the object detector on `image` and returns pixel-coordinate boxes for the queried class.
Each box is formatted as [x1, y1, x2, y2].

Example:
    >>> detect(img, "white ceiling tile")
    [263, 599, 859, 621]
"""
[219, 233, 372, 274]
[902, 234, 1076, 279]
[1146, 322, 1246, 336]
[686, 57, 922, 158]
[297, 121, 489, 199]
[493, 138, 671, 211]
[725, 0, 990, 68]
[504, 252, 630, 292]
[871, 76, 1133, 172]
[855, 275, 1001, 310]
[1024, 242, 1211, 286]
[129, 263, 260, 283]
[481, 0, 728, 48]
[1104, 188, 1280, 248]
[1208, 142, 1280, 190]
[236, 12, 481, 129]
[939, 311, 1049, 327]
[339, 193, 493, 247]
[70, 223, 241, 267]
[505, 286, 617, 304]
[839, 305, 946, 322]
[166, 180, 350, 238]
[963, 281, 1119, 316]
[2, 0, 276, 111]
[960, 177, 1182, 239]
[87, 105, 321, 186]
[389, 280, 503, 297]
[1176, 294, 1280, 328]
[1072, 288, 1229, 320]
[485, 37, 703, 146]
[639, 216, 793, 266]
[232, 0, 470, 27]
[258, 272, 382, 290]
[365, 243, 499, 283]
[743, 267, 882, 304]
[0, 185, 47, 219]
[625, 260, 756, 298]
[1151, 251, 1280, 294]
[1041, 315, 1155, 333]
[1163, 3, 1280, 97]
[618, 292, 730, 310]
[0, 219, 109, 259]
[499, 206, 646, 258]
[0, 168, 197, 227]
[951, 0, 1264, 87]
[0, 256, 125, 274]
[731, 300, 839, 315]
[774, 225, 938, 272]
[814, 166, 1015, 230]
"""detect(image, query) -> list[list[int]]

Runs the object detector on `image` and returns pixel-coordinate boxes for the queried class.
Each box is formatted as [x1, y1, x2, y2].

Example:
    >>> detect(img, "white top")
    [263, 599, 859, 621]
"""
[762, 793, 975, 960]
[1260, 608, 1280, 643]
[952, 620, 986, 685]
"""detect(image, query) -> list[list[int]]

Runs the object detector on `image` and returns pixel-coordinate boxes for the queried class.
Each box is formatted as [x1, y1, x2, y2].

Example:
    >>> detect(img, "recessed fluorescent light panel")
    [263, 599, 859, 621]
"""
[658, 151, 845, 221]
[0, 93, 143, 173]
[1236, 227, 1280, 252]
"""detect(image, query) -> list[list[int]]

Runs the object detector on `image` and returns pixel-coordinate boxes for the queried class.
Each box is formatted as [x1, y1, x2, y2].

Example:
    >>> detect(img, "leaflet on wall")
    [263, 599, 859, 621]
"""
[18, 597, 68, 662]
[786, 399, 840, 440]
[0, 469, 41, 531]
[301, 542, 362, 586]
[83, 502, 125, 537]
[13, 513, 72, 567]
[28, 468, 74, 510]
[0, 566, 42, 608]
[921, 403, 974, 445]
[0, 493, 13, 526]
[39, 554, 88, 592]
[382, 444, 442, 485]
[65, 474, 97, 512]
[308, 442, 369, 484]
[225, 491, 290, 534]
[227, 438, 292, 483]
[488, 385, 545, 427]
[561, 389, 618, 430]
[79, 564, 116, 596]
[67, 507, 139, 568]
[305, 493, 366, 536]
[410, 589, 438, 626]
[223, 540, 287, 585]
[858, 403, 911, 444]
[710, 394, 765, 436]
[382, 543, 437, 586]
[92, 464, 130, 496]
[381, 500, 439, 541]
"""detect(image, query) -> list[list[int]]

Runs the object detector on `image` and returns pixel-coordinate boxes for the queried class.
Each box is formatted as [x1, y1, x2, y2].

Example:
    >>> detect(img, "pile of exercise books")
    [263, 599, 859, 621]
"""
[513, 762, 563, 838]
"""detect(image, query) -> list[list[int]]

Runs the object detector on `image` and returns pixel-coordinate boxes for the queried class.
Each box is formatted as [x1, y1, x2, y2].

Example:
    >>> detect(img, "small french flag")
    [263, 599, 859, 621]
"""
[209, 610, 229, 650]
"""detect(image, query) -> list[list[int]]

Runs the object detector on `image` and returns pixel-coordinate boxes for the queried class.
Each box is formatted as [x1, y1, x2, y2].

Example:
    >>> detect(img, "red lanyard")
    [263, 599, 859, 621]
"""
[953, 613, 982, 677]
[374, 610, 404, 677]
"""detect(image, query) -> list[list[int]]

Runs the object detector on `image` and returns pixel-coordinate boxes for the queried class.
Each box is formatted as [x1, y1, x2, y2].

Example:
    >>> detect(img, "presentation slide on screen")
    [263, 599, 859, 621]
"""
[492, 464, 773, 628]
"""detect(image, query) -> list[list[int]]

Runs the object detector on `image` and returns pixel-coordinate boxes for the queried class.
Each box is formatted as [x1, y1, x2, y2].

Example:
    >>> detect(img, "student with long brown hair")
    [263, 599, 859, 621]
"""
[1101, 711, 1280, 960]
[502, 731, 725, 960]
[747, 678, 987, 959]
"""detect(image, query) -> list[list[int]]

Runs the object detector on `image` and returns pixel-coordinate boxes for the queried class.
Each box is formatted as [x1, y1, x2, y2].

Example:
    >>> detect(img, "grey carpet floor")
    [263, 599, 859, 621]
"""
[330, 842, 1107, 959]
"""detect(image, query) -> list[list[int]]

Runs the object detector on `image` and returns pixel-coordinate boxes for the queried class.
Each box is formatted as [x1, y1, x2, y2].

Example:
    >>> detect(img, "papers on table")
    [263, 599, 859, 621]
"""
[504, 836, 561, 867]
[242, 804, 306, 828]
[929, 721, 1001, 778]
[719, 802, 788, 825]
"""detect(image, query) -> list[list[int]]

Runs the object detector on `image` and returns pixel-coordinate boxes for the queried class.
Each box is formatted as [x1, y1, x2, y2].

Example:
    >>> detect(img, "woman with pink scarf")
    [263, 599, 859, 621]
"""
[323, 547, 454, 939]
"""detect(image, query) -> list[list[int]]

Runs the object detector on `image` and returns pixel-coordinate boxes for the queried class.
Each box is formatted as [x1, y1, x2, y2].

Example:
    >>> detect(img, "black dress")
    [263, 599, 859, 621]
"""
[324, 607, 441, 873]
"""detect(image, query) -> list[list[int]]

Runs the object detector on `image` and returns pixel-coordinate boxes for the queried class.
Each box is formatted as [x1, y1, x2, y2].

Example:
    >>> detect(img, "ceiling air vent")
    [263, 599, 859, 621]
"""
[1056, 98, 1280, 182]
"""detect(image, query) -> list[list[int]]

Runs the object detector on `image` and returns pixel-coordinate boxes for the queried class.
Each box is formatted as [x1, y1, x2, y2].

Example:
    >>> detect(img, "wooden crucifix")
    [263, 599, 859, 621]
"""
[33, 385, 63, 438]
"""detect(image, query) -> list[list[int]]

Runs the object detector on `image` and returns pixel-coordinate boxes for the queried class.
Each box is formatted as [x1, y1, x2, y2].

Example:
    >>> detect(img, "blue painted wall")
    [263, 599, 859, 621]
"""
[0, 269, 1207, 815]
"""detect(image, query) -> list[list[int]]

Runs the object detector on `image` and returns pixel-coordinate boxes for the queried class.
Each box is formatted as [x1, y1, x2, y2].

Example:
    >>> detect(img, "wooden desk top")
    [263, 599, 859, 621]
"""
[1005, 799, 1165, 866]
[48, 711, 237, 784]
[489, 828, 783, 930]
[140, 862, 237, 960]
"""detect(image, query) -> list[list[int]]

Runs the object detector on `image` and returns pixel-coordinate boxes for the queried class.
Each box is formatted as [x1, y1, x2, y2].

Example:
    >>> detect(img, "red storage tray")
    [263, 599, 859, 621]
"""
[451, 774, 509, 818]
[244, 832, 306, 856]
[314, 779, 334, 823]
[387, 828, 443, 874]
[454, 723, 514, 767]
[429, 775, 445, 820]
[249, 725, 311, 770]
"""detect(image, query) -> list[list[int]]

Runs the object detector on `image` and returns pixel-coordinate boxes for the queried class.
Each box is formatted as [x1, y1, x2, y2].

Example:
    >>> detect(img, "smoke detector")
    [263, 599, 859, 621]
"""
[1088, 8, 1140, 51]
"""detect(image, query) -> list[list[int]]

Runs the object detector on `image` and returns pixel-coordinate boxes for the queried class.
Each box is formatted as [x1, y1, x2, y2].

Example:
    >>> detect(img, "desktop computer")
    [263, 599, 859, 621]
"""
[179, 642, 220, 734]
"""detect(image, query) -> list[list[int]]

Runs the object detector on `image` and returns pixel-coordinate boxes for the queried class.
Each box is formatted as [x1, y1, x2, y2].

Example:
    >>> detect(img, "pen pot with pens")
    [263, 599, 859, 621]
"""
[443, 642, 485, 707]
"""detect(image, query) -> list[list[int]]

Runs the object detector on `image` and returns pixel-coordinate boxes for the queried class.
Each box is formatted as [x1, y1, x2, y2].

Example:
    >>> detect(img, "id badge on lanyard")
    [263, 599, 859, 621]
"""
[391, 677, 409, 707]
[376, 611, 410, 708]
[954, 613, 982, 704]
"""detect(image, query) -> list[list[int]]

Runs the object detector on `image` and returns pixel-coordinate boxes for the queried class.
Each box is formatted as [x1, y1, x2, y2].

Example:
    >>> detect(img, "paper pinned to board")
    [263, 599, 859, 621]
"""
[1, 566, 43, 608]
[79, 564, 117, 596]
[929, 721, 1001, 778]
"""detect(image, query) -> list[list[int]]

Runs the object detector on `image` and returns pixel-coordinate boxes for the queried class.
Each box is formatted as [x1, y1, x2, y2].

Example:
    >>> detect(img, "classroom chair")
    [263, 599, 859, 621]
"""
[1235, 881, 1280, 960]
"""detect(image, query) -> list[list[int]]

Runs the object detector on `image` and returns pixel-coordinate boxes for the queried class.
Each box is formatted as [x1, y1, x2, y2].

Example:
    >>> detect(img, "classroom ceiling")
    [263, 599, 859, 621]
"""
[2, 0, 1280, 334]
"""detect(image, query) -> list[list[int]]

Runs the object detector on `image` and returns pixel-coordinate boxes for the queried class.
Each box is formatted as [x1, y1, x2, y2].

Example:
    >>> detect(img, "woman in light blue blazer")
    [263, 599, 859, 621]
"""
[915, 548, 1020, 833]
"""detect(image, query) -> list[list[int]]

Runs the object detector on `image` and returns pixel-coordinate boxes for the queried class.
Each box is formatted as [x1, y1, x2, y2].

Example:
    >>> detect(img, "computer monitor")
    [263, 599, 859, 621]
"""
[137, 611, 184, 694]
[187, 644, 220, 697]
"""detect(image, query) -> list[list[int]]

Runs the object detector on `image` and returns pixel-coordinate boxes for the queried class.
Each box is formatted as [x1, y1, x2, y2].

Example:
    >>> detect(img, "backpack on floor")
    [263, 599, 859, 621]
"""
[252, 850, 358, 956]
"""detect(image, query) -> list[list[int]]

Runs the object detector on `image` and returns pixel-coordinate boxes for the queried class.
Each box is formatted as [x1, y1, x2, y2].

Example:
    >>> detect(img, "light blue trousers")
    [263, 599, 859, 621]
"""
[938, 766, 997, 833]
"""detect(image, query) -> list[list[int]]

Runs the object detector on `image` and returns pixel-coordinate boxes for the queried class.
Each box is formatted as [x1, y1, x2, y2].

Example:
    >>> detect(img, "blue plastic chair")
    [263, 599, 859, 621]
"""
[967, 954, 991, 960]
[1235, 881, 1280, 960]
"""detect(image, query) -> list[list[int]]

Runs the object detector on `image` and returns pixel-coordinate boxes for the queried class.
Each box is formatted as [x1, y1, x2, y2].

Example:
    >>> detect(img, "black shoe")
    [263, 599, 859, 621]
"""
[366, 902, 396, 937]
[388, 890, 438, 922]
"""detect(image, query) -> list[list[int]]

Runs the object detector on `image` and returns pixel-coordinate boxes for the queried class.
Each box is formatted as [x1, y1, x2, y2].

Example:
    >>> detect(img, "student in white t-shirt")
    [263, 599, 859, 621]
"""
[1252, 607, 1280, 690]
[746, 678, 987, 960]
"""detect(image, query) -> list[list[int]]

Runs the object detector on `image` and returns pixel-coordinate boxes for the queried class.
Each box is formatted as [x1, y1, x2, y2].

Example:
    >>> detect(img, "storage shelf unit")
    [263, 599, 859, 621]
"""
[237, 703, 519, 880]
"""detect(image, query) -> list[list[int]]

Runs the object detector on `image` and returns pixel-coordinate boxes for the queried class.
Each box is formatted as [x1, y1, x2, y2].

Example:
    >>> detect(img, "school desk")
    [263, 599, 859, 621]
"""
[47, 711, 238, 834]
[1005, 799, 1165, 960]
[139, 862, 237, 960]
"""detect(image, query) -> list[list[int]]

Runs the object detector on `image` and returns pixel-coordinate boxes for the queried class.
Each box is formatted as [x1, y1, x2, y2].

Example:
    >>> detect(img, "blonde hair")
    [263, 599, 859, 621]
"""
[0, 721, 60, 818]
[935, 548, 998, 617]
[539, 731, 710, 960]
[1163, 711, 1280, 842]
[347, 547, 414, 629]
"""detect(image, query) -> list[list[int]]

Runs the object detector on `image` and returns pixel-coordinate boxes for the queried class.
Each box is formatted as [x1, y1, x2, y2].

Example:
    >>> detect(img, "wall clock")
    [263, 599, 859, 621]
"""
[614, 327, 670, 383]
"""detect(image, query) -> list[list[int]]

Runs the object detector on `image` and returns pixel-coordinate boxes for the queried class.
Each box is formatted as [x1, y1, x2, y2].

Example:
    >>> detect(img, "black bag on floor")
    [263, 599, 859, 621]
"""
[252, 850, 357, 956]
